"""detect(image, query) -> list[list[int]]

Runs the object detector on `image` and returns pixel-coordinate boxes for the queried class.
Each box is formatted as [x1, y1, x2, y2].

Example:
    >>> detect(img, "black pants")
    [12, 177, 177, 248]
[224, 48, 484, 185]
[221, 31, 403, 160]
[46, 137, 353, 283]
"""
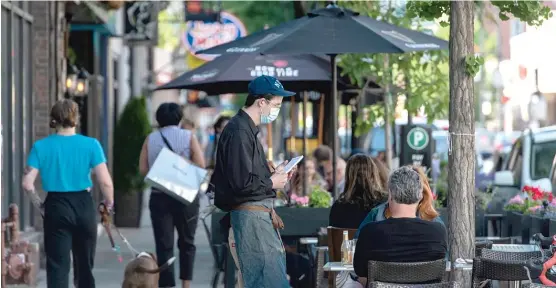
[150, 191, 199, 287]
[44, 191, 97, 288]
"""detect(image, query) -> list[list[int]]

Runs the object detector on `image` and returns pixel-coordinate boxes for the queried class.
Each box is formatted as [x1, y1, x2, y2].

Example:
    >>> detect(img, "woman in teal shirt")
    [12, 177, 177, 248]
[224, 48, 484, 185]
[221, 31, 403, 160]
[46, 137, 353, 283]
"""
[22, 99, 114, 288]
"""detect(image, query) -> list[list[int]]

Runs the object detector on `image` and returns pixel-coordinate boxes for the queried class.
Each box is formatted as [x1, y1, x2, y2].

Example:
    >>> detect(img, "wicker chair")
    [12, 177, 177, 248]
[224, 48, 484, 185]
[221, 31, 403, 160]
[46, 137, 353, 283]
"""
[475, 241, 493, 258]
[365, 259, 446, 288]
[479, 248, 541, 261]
[471, 257, 539, 288]
[368, 281, 461, 288]
[471, 248, 542, 288]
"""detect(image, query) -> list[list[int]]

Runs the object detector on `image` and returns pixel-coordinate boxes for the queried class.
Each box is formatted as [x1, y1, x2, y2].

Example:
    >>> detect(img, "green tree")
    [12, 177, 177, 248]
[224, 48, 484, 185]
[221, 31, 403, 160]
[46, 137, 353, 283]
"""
[221, 1, 296, 33]
[339, 1, 449, 133]
[337, 1, 449, 167]
[406, 1, 552, 284]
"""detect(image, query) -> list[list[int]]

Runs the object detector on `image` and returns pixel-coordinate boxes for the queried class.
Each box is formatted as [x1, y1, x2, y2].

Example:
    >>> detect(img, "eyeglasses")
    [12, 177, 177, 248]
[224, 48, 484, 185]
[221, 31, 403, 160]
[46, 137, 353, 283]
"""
[265, 99, 282, 108]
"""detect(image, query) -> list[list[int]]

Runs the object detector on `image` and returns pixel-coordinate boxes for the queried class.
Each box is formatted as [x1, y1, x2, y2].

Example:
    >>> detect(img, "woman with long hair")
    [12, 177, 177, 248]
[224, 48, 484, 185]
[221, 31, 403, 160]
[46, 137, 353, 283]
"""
[329, 154, 389, 229]
[22, 99, 114, 288]
[139, 103, 205, 288]
[355, 165, 442, 237]
[288, 158, 327, 197]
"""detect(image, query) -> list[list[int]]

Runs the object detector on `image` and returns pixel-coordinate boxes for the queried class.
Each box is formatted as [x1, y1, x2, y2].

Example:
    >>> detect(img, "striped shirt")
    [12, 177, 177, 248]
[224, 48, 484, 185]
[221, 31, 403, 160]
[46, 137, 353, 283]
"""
[147, 126, 192, 170]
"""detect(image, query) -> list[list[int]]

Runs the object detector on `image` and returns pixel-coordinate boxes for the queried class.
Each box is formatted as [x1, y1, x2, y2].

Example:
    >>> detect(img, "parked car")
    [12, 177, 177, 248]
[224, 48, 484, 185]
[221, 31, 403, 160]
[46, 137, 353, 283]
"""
[488, 126, 556, 213]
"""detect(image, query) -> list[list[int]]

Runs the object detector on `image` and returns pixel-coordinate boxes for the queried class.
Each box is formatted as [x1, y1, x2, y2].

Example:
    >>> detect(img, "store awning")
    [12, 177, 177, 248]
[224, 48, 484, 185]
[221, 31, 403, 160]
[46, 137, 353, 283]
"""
[69, 1, 117, 36]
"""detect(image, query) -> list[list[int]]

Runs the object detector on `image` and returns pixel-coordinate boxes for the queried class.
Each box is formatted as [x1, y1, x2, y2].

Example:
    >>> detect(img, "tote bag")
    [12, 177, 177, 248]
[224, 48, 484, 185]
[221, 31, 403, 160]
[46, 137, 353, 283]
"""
[144, 132, 208, 204]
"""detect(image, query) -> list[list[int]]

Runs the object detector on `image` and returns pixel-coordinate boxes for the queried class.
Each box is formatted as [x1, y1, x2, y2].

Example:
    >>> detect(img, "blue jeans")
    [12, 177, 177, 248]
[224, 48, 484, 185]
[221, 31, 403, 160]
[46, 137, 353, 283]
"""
[230, 202, 289, 288]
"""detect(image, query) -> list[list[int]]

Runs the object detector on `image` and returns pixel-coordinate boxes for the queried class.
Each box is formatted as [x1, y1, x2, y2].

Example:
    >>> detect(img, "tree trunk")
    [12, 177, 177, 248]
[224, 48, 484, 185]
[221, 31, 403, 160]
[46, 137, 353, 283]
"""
[448, 2, 475, 286]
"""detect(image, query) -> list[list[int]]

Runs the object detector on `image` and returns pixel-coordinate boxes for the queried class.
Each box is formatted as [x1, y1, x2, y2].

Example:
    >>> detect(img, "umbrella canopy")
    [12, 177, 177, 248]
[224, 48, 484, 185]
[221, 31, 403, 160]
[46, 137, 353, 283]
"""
[196, 6, 448, 198]
[196, 7, 448, 55]
[156, 54, 353, 94]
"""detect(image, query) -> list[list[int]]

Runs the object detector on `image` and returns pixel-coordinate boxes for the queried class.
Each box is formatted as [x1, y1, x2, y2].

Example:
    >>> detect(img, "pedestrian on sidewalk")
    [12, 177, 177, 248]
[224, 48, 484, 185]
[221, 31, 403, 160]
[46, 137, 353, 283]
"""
[211, 75, 297, 288]
[22, 99, 115, 288]
[139, 102, 206, 288]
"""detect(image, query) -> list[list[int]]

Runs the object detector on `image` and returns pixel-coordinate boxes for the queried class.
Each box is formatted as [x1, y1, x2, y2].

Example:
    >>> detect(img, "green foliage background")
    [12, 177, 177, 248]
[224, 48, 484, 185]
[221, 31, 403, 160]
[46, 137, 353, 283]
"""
[337, 1, 450, 137]
[114, 97, 152, 195]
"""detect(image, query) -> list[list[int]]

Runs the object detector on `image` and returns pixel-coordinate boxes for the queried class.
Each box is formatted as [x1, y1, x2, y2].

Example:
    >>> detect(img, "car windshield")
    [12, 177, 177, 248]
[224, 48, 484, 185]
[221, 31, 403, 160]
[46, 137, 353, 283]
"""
[531, 141, 556, 180]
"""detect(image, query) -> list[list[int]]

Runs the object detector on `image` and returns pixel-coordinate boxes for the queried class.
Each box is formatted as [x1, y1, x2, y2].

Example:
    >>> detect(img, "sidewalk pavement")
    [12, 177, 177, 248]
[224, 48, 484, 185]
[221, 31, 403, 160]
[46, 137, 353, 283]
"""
[36, 190, 217, 288]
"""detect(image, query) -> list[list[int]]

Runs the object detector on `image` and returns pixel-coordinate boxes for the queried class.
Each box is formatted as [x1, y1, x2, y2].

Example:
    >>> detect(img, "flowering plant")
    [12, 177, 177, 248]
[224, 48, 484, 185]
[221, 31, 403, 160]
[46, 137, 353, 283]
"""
[504, 185, 553, 214]
[290, 193, 309, 207]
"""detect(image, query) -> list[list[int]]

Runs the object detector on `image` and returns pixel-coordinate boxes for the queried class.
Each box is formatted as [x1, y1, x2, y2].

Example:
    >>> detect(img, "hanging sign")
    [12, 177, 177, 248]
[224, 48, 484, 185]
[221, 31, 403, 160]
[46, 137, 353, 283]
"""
[124, 1, 158, 44]
[183, 11, 247, 61]
[248, 60, 300, 78]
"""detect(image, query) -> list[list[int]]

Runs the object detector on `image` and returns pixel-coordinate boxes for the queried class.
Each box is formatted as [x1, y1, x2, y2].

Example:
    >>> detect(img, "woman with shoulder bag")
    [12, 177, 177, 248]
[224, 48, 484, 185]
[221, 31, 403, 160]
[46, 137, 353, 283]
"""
[139, 102, 205, 288]
[22, 99, 114, 288]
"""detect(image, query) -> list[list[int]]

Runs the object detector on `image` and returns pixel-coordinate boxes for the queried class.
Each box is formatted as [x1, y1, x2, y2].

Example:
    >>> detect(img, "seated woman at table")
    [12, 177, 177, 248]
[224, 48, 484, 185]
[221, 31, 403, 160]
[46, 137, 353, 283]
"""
[329, 154, 388, 229]
[287, 157, 328, 196]
[355, 165, 444, 238]
[353, 166, 448, 287]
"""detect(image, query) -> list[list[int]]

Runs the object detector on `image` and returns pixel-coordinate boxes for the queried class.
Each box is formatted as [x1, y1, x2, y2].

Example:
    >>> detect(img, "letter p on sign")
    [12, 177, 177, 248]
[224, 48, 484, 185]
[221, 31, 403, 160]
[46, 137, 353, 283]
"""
[407, 127, 429, 151]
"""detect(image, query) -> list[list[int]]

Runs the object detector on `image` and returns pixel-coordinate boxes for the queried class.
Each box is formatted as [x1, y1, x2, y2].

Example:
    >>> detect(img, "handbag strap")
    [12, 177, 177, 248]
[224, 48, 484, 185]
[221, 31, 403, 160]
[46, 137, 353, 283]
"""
[159, 131, 176, 153]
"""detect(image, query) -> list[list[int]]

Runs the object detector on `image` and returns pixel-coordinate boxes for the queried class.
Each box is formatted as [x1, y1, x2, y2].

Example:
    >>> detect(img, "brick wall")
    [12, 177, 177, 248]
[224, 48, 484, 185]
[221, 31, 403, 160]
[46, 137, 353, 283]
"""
[30, 2, 66, 142]
[29, 1, 66, 230]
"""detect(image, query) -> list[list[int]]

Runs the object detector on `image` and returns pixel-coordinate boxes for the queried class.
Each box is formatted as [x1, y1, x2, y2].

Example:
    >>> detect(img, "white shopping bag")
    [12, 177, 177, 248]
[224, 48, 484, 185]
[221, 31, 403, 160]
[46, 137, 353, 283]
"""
[145, 147, 208, 204]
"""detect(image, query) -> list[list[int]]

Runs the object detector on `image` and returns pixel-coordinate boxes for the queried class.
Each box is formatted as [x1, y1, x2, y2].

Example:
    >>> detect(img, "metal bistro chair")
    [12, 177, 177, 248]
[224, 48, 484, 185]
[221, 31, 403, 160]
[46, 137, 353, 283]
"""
[368, 281, 461, 288]
[471, 248, 543, 288]
[366, 259, 447, 288]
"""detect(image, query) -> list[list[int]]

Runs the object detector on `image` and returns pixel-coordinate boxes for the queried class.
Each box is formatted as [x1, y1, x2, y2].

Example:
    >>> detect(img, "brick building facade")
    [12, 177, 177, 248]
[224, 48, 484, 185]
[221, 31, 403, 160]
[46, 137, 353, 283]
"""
[1, 1, 67, 231]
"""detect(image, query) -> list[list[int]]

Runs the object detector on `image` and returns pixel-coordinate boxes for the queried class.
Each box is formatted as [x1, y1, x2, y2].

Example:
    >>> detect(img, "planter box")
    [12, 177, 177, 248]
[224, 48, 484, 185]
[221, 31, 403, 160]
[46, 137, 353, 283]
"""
[211, 207, 331, 245]
[521, 214, 533, 244]
[549, 219, 556, 236]
[530, 215, 550, 238]
[114, 190, 144, 228]
[435, 207, 485, 236]
[503, 211, 523, 239]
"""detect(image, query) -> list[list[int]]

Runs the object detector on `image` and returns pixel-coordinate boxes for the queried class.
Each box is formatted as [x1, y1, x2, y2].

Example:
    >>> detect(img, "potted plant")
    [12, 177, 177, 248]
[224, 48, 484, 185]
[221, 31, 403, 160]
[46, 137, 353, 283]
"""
[275, 186, 332, 237]
[503, 185, 551, 243]
[113, 97, 152, 227]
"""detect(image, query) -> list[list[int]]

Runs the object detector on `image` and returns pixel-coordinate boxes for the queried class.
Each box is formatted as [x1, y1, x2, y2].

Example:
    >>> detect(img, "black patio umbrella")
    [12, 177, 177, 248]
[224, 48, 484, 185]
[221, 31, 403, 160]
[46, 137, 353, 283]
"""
[156, 54, 353, 94]
[196, 6, 448, 197]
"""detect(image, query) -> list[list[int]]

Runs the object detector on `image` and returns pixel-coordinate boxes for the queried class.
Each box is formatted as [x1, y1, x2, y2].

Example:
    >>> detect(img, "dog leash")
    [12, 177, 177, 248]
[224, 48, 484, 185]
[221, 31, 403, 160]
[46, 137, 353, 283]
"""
[98, 203, 140, 262]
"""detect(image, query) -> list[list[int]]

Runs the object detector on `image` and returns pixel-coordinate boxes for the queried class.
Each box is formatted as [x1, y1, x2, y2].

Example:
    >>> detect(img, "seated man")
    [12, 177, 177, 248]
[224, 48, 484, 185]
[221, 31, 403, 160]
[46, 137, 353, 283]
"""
[323, 157, 346, 195]
[353, 166, 447, 284]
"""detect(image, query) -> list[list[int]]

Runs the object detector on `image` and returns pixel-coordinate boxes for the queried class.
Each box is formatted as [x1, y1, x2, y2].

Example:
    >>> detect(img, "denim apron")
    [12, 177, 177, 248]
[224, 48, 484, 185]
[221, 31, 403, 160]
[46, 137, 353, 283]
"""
[230, 199, 289, 288]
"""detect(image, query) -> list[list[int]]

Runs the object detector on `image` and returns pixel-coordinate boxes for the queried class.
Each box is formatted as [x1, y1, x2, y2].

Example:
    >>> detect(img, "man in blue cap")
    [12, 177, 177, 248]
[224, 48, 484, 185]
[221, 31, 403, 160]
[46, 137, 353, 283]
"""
[211, 75, 295, 287]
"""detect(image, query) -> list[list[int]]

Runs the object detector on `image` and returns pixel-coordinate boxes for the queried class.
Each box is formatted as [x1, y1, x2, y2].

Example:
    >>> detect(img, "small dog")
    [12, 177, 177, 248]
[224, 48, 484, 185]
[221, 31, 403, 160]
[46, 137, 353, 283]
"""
[121, 252, 175, 288]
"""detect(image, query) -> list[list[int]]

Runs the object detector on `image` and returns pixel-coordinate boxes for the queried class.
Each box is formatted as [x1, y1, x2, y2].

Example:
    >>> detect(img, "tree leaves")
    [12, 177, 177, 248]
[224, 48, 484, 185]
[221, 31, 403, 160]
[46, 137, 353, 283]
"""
[465, 55, 485, 77]
[339, 1, 450, 136]
[407, 0, 552, 27]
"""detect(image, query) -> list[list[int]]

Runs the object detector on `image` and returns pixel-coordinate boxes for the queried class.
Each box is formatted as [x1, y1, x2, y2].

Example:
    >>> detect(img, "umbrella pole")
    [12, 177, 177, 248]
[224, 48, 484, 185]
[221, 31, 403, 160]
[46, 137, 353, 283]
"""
[302, 91, 308, 196]
[290, 96, 296, 157]
[318, 94, 324, 144]
[384, 54, 393, 169]
[330, 54, 338, 199]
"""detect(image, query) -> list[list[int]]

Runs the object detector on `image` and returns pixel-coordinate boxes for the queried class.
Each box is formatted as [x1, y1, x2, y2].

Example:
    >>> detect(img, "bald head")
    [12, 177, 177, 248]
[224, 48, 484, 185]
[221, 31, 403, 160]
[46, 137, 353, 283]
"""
[324, 157, 346, 187]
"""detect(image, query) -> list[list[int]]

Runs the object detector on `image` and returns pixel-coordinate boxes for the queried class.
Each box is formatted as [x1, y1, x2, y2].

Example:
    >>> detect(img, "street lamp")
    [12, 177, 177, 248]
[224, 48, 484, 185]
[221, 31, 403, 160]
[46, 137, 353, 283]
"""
[74, 68, 90, 97]
[65, 64, 78, 97]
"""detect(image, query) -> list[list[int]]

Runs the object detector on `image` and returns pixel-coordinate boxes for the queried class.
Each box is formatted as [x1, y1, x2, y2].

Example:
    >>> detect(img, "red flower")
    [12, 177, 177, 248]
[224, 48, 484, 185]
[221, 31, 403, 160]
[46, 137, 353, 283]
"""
[433, 194, 438, 200]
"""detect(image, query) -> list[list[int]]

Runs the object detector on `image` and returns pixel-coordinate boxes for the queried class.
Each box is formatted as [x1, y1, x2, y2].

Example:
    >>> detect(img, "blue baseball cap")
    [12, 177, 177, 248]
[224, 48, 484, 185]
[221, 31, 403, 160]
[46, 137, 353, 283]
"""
[248, 75, 296, 97]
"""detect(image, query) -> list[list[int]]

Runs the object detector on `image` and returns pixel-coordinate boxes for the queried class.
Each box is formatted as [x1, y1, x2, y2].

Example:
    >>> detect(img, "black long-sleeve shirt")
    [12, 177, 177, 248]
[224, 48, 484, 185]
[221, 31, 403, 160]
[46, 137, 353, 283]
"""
[353, 218, 447, 278]
[211, 110, 274, 211]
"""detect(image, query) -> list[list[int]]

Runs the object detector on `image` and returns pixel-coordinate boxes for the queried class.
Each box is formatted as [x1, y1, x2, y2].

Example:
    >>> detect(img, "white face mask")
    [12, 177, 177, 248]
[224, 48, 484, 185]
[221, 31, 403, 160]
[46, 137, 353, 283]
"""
[261, 105, 281, 124]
